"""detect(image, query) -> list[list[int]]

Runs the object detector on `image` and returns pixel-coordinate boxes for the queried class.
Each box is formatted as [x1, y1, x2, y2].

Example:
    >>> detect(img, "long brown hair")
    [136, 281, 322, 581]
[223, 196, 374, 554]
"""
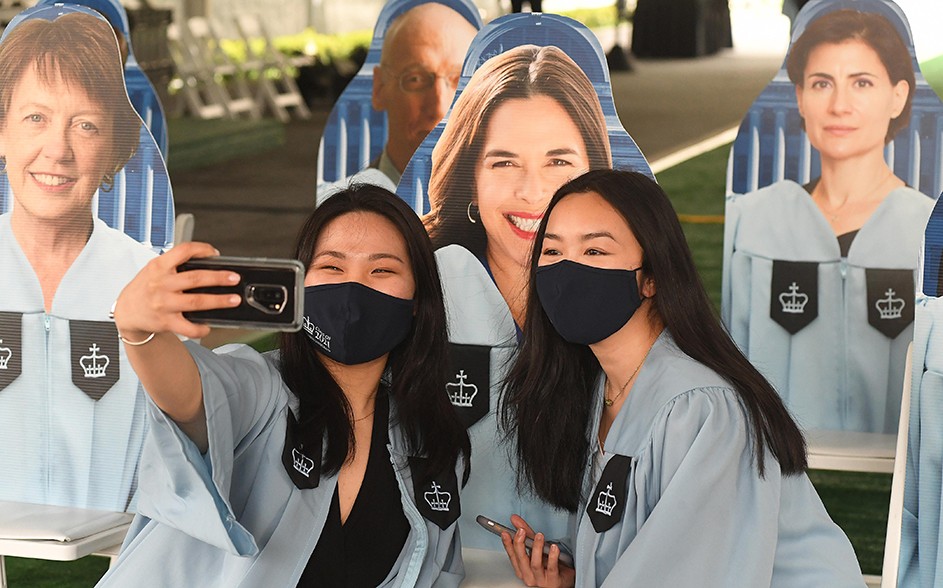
[423, 44, 611, 255]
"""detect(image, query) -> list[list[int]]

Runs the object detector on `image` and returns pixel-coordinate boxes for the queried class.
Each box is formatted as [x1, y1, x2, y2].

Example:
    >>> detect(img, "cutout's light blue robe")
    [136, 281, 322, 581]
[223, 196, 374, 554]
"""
[435, 244, 571, 549]
[0, 214, 154, 511]
[98, 343, 464, 587]
[723, 181, 932, 432]
[574, 332, 863, 587]
[899, 293, 943, 587]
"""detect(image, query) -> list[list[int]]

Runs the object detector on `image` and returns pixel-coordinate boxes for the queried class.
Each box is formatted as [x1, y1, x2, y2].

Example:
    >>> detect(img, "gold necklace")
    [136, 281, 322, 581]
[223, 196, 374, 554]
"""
[604, 337, 657, 407]
[816, 169, 892, 222]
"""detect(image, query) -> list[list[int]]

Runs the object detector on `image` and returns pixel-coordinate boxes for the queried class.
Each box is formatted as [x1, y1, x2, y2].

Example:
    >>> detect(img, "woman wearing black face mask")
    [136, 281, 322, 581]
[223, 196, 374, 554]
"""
[102, 184, 470, 588]
[499, 170, 863, 587]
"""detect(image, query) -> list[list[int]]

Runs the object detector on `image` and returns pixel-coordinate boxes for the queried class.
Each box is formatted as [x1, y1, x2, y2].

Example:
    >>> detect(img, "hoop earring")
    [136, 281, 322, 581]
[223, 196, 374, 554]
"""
[101, 174, 114, 193]
[466, 201, 479, 224]
[0, 156, 6, 174]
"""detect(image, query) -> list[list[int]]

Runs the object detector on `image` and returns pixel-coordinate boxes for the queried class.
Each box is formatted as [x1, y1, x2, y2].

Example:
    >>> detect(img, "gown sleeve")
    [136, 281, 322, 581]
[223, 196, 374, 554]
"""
[134, 342, 287, 556]
[594, 387, 862, 588]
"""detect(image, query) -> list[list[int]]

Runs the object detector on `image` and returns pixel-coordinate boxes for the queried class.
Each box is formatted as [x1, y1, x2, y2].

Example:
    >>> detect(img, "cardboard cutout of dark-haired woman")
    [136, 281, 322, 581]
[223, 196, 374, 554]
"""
[722, 0, 941, 435]
[0, 5, 173, 513]
[397, 12, 652, 552]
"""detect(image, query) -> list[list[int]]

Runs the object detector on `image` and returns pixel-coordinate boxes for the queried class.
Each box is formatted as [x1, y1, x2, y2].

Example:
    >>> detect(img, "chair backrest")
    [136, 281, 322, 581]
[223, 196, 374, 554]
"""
[396, 12, 652, 215]
[0, 5, 174, 252]
[882, 342, 913, 588]
[35, 0, 169, 157]
[316, 0, 483, 187]
[726, 0, 943, 199]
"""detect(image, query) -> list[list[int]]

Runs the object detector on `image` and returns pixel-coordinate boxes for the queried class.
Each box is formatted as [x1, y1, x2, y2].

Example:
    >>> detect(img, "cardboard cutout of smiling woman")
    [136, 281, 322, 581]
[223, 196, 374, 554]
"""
[0, 5, 171, 512]
[395, 12, 652, 550]
[721, 0, 940, 435]
[898, 195, 943, 586]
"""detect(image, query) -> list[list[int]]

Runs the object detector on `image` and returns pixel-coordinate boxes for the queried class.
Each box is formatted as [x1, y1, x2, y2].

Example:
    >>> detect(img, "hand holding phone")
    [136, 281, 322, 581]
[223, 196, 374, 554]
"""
[177, 256, 304, 331]
[476, 515, 575, 568]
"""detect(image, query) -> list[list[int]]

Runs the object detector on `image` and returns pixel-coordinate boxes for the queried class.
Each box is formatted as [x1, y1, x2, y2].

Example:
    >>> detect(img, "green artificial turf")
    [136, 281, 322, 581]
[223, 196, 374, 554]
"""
[808, 471, 892, 575]
[655, 144, 729, 310]
[4, 555, 109, 587]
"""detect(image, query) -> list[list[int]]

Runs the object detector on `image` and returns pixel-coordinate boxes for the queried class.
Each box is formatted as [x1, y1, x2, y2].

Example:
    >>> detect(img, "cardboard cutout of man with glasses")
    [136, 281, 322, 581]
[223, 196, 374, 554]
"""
[371, 3, 477, 185]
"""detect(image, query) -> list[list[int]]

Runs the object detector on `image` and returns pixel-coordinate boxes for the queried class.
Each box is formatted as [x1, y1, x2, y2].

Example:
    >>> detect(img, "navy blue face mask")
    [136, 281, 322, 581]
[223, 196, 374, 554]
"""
[302, 282, 414, 365]
[535, 260, 644, 345]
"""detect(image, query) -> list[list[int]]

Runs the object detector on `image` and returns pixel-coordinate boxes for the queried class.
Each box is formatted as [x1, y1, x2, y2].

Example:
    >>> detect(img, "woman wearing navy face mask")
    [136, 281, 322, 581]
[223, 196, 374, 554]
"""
[499, 170, 863, 587]
[101, 184, 470, 587]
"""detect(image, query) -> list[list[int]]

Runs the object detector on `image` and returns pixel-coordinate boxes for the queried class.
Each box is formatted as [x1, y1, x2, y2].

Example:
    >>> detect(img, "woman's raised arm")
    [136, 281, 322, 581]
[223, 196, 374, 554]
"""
[111, 241, 241, 451]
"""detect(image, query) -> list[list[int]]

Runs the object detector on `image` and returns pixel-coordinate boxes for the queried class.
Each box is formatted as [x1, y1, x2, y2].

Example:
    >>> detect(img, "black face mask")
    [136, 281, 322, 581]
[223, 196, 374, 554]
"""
[302, 282, 414, 365]
[535, 260, 644, 345]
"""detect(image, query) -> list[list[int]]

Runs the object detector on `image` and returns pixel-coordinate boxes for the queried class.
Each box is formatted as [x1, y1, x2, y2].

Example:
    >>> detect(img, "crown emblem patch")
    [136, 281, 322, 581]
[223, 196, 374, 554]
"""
[595, 482, 617, 517]
[446, 370, 478, 408]
[866, 269, 914, 339]
[587, 454, 632, 533]
[80, 344, 110, 379]
[446, 344, 490, 429]
[410, 456, 461, 530]
[0, 339, 11, 370]
[423, 482, 452, 512]
[291, 448, 315, 478]
[778, 283, 808, 314]
[0, 312, 22, 392]
[875, 289, 905, 320]
[70, 320, 120, 401]
[769, 260, 818, 335]
[281, 410, 322, 490]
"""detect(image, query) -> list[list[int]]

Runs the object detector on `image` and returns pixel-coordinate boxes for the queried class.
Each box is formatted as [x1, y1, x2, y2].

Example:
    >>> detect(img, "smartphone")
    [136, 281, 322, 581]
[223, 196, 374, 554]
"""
[178, 256, 304, 331]
[476, 515, 575, 568]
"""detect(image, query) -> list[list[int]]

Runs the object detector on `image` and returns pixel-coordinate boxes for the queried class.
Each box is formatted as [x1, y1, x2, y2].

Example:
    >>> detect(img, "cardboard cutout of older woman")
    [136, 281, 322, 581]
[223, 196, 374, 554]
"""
[0, 7, 159, 511]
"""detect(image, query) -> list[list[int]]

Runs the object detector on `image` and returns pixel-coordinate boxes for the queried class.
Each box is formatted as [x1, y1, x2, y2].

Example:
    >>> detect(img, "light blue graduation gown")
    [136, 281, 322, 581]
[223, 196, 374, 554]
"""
[0, 214, 154, 511]
[435, 244, 572, 549]
[97, 343, 464, 587]
[574, 332, 864, 587]
[723, 181, 932, 433]
[899, 293, 943, 587]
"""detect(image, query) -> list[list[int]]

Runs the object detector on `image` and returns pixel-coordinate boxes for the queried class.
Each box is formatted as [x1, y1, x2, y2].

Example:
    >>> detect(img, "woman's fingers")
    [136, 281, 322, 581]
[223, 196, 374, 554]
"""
[501, 531, 525, 580]
[114, 242, 241, 338]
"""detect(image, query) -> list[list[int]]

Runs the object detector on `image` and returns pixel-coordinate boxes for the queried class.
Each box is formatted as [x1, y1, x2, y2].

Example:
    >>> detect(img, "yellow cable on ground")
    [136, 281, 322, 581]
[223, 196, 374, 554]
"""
[677, 214, 725, 224]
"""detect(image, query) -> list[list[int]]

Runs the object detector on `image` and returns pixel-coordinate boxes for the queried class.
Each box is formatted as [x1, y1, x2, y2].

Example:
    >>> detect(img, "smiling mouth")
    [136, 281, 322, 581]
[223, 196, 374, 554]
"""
[31, 173, 76, 187]
[505, 213, 543, 237]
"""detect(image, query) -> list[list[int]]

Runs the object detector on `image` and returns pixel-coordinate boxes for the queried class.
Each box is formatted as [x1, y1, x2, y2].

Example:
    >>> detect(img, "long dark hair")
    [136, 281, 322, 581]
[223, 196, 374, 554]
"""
[280, 184, 470, 483]
[501, 169, 807, 511]
[423, 44, 611, 255]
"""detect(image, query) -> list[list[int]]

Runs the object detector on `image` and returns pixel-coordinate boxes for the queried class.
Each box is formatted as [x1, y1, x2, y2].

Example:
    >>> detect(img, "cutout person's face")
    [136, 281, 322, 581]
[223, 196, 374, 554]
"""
[475, 95, 590, 271]
[372, 5, 476, 172]
[796, 39, 909, 164]
[1, 65, 114, 226]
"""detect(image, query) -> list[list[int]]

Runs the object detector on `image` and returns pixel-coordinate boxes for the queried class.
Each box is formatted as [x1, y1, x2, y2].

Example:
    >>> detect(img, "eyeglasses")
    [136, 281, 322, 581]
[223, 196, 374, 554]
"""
[384, 67, 461, 93]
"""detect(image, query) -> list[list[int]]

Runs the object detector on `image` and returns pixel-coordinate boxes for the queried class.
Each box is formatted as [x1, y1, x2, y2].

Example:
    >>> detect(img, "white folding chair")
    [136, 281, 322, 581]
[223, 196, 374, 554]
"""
[880, 344, 913, 588]
[233, 14, 311, 123]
